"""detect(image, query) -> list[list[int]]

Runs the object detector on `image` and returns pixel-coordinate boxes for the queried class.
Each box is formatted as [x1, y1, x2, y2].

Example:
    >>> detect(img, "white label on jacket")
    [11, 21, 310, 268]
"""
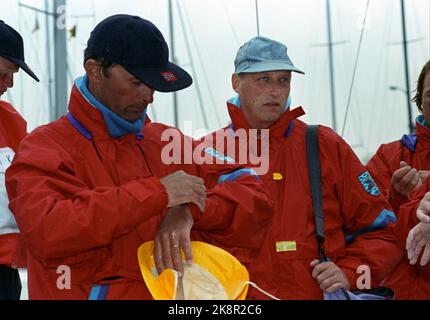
[0, 147, 19, 235]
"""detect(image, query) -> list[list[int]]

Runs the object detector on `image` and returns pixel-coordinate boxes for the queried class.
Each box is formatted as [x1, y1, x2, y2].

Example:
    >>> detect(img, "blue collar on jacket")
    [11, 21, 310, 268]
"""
[75, 75, 146, 138]
[400, 115, 430, 152]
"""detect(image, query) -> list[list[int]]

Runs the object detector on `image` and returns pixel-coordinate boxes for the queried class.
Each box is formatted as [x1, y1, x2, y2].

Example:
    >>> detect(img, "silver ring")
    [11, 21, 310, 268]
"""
[172, 244, 179, 248]
[170, 232, 177, 239]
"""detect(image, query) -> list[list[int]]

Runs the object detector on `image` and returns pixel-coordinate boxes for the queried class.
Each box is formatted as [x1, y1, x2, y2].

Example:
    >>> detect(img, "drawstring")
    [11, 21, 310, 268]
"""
[247, 282, 281, 300]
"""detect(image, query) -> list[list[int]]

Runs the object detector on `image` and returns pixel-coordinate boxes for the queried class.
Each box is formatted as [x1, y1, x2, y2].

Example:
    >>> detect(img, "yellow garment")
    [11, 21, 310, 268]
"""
[138, 241, 249, 300]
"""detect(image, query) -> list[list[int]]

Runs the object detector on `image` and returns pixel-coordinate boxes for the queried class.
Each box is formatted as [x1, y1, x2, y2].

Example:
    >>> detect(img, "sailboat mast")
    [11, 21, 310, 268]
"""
[168, 0, 178, 127]
[400, 0, 414, 133]
[45, 0, 54, 120]
[53, 0, 68, 120]
[326, 0, 337, 133]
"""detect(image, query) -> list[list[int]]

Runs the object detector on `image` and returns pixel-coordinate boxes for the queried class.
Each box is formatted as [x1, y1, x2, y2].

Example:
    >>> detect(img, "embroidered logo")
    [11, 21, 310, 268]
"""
[161, 71, 177, 82]
[357, 171, 381, 196]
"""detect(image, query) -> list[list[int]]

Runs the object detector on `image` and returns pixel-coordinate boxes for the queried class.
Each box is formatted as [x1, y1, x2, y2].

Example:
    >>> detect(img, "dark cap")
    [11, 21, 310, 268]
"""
[87, 14, 192, 92]
[0, 21, 39, 82]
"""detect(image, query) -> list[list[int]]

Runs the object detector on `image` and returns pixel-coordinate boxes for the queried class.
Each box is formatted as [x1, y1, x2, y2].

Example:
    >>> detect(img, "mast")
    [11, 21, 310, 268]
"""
[326, 0, 337, 133]
[53, 0, 68, 120]
[18, 1, 68, 121]
[400, 0, 414, 133]
[168, 0, 178, 127]
[45, 0, 54, 120]
[255, 0, 260, 36]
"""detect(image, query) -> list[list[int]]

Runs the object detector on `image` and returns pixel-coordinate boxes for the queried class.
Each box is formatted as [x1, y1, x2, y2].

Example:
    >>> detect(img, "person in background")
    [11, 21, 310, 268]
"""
[366, 60, 430, 299]
[0, 20, 39, 300]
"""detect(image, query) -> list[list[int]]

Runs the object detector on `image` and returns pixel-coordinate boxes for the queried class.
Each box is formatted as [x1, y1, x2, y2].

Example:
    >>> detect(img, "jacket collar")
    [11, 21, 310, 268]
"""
[226, 100, 305, 139]
[415, 115, 430, 147]
[400, 115, 430, 152]
[68, 82, 149, 141]
[75, 76, 147, 138]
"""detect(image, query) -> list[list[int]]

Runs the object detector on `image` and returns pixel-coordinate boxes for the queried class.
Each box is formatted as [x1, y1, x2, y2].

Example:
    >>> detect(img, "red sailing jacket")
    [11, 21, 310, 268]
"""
[5, 85, 273, 300]
[204, 101, 402, 300]
[366, 118, 430, 299]
[0, 100, 26, 268]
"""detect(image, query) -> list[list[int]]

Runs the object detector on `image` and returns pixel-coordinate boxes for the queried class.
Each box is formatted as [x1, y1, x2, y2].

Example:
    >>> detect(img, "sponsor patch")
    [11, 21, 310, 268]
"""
[357, 171, 380, 196]
[273, 172, 283, 181]
[276, 241, 297, 252]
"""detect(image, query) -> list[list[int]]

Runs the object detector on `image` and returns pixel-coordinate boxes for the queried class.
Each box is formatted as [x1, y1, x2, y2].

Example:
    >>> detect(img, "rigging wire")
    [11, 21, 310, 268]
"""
[181, 1, 223, 128]
[18, 3, 51, 125]
[340, 0, 371, 137]
[221, 0, 240, 47]
[176, 1, 209, 129]
[365, 2, 394, 154]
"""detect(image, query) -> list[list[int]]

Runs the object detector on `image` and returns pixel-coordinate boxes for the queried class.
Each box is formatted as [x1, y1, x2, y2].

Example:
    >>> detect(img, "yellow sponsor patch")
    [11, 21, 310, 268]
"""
[276, 241, 297, 252]
[273, 172, 283, 180]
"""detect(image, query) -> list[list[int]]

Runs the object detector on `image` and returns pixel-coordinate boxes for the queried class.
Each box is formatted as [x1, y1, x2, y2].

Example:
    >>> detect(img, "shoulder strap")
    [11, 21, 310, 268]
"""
[306, 125, 351, 300]
[305, 125, 327, 262]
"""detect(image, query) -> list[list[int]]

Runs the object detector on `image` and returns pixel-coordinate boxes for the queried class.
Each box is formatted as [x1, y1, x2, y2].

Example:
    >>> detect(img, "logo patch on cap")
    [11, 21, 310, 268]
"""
[357, 171, 381, 196]
[161, 71, 177, 82]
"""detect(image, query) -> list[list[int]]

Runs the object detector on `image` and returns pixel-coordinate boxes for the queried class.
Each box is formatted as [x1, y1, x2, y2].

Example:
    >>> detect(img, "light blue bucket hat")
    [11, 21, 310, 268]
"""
[234, 36, 304, 75]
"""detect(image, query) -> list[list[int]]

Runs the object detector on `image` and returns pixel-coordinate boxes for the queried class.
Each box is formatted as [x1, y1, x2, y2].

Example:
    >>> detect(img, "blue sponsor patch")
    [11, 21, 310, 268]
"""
[357, 171, 381, 196]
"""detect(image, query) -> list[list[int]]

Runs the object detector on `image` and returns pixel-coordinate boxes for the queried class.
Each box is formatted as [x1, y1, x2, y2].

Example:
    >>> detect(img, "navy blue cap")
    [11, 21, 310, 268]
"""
[0, 20, 39, 82]
[87, 14, 192, 92]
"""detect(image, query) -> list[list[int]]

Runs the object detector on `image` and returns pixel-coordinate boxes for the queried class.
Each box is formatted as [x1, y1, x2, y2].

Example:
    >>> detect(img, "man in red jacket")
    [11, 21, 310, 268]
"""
[367, 60, 430, 299]
[0, 20, 39, 300]
[204, 36, 402, 299]
[5, 15, 273, 300]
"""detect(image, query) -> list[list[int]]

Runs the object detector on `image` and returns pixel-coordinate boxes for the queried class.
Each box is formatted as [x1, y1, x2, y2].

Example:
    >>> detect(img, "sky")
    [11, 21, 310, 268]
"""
[1, 0, 430, 162]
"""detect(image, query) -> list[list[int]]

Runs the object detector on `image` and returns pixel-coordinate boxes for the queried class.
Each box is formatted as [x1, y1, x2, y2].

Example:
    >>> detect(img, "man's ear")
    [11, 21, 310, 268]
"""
[232, 73, 240, 93]
[84, 59, 101, 83]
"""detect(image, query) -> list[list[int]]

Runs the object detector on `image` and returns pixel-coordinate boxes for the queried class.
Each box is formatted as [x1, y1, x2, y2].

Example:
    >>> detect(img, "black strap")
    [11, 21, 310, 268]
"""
[306, 125, 327, 262]
[306, 125, 350, 300]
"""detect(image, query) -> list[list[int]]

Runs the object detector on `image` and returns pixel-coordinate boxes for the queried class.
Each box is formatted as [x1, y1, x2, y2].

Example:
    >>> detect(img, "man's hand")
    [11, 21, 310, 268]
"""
[310, 259, 350, 293]
[154, 205, 194, 278]
[416, 191, 430, 224]
[418, 170, 430, 184]
[160, 170, 206, 211]
[406, 192, 430, 266]
[406, 222, 430, 266]
[391, 161, 421, 197]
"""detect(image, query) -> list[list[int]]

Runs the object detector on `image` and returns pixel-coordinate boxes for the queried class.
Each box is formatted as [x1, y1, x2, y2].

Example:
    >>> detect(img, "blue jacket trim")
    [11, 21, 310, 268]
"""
[400, 133, 417, 152]
[284, 121, 294, 138]
[88, 284, 109, 300]
[67, 113, 93, 140]
[345, 209, 397, 244]
[217, 168, 259, 184]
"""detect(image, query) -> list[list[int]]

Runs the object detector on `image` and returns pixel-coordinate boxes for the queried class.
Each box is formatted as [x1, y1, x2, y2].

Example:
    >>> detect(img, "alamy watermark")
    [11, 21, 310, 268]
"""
[160, 121, 270, 175]
[55, 263, 373, 291]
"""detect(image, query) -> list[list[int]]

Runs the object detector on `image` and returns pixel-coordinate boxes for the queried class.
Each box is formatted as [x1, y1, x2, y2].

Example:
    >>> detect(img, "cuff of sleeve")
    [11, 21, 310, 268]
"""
[340, 266, 357, 290]
[187, 203, 202, 223]
[124, 176, 168, 211]
[389, 187, 408, 212]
